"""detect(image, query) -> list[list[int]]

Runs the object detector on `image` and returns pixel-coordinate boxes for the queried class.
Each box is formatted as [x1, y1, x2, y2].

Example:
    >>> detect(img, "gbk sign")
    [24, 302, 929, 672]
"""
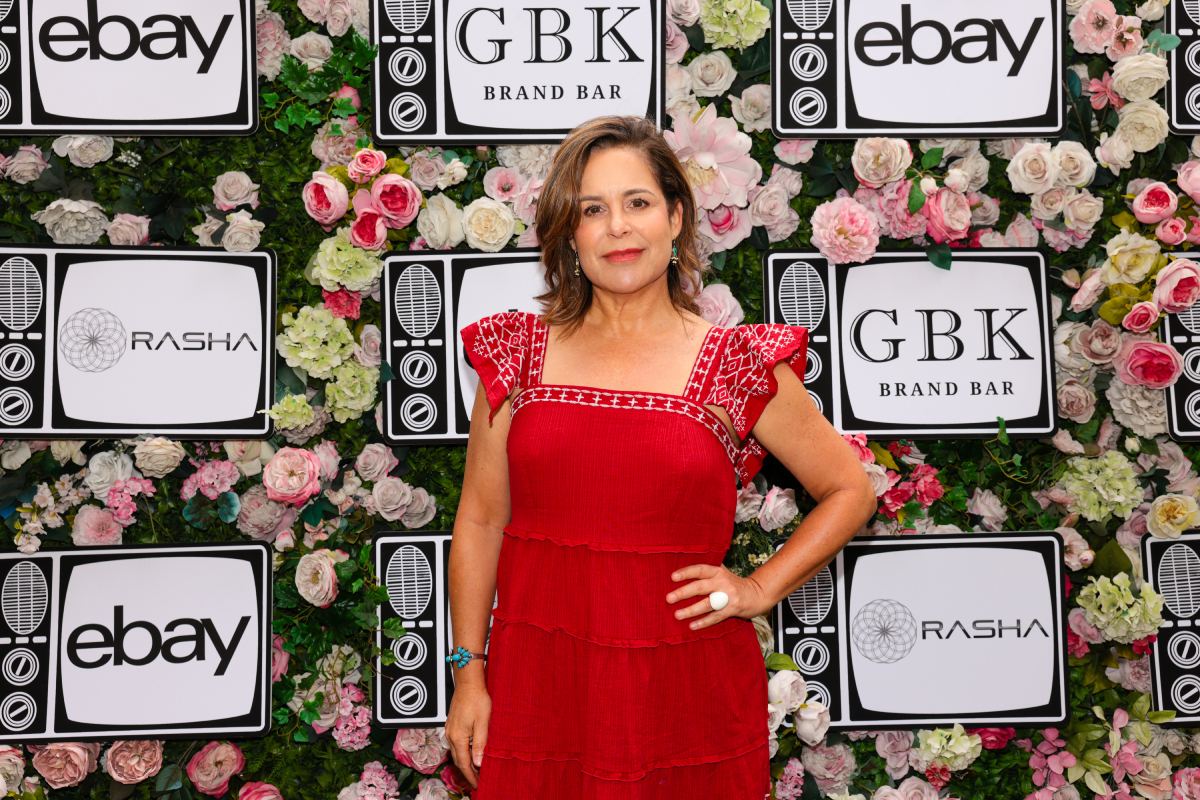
[771, 0, 1064, 137]
[0, 0, 257, 135]
[371, 0, 665, 143]
[762, 250, 1056, 438]
[0, 543, 271, 740]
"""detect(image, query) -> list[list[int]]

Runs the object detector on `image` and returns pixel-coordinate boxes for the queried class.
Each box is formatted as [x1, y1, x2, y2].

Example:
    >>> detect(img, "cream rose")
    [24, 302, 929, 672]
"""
[105, 213, 151, 246]
[1112, 54, 1170, 103]
[461, 197, 516, 252]
[949, 151, 991, 192]
[133, 437, 186, 478]
[1096, 131, 1135, 175]
[1052, 140, 1097, 188]
[1100, 231, 1161, 285]
[767, 670, 807, 712]
[295, 548, 350, 607]
[687, 51, 736, 97]
[416, 194, 466, 249]
[355, 443, 399, 482]
[1147, 494, 1200, 539]
[290, 31, 333, 70]
[1006, 142, 1061, 194]
[1064, 189, 1105, 232]
[373, 476, 414, 521]
[52, 135, 113, 168]
[1116, 100, 1170, 152]
[50, 439, 87, 466]
[212, 171, 261, 211]
[850, 138, 913, 189]
[224, 440, 276, 477]
[31, 199, 109, 245]
[1031, 187, 1071, 220]
[221, 211, 265, 252]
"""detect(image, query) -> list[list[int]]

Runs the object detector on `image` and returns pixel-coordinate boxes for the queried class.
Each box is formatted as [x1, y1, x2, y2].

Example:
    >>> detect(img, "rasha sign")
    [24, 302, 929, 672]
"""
[371, 0, 665, 143]
[771, 0, 1065, 137]
[0, 0, 257, 135]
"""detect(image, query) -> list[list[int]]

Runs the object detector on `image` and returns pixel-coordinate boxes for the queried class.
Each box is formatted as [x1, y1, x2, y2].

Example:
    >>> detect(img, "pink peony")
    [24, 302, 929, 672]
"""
[347, 148, 387, 183]
[922, 188, 971, 243]
[31, 743, 100, 789]
[239, 782, 283, 800]
[349, 190, 387, 250]
[371, 174, 423, 228]
[322, 287, 362, 319]
[699, 204, 752, 251]
[1123, 301, 1160, 333]
[1155, 217, 1187, 245]
[810, 197, 880, 264]
[311, 117, 365, 169]
[1115, 338, 1183, 389]
[1131, 182, 1177, 224]
[1176, 768, 1200, 800]
[272, 634, 290, 682]
[106, 741, 163, 784]
[302, 172, 350, 229]
[801, 741, 857, 795]
[262, 447, 323, 506]
[774, 139, 817, 165]
[255, 11, 291, 81]
[868, 180, 927, 239]
[909, 464, 944, 506]
[1155, 258, 1200, 313]
[186, 742, 244, 798]
[1070, 0, 1119, 53]
[483, 167, 525, 202]
[394, 728, 451, 774]
[664, 104, 762, 210]
[1107, 16, 1143, 60]
[965, 728, 1017, 749]
[72, 504, 123, 546]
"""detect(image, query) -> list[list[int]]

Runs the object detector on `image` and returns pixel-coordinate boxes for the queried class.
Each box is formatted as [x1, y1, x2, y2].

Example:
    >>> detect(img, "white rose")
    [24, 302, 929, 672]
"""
[373, 477, 414, 521]
[687, 51, 736, 97]
[461, 197, 516, 252]
[50, 440, 87, 466]
[417, 194, 466, 249]
[51, 135, 113, 168]
[224, 440, 276, 477]
[795, 700, 832, 746]
[0, 442, 30, 471]
[132, 437, 186, 478]
[850, 138, 913, 189]
[943, 168, 971, 193]
[495, 145, 558, 181]
[667, 0, 701, 25]
[105, 214, 150, 246]
[436, 158, 467, 190]
[31, 199, 109, 245]
[1006, 142, 1061, 194]
[401, 487, 437, 528]
[919, 138, 979, 164]
[1096, 131, 1135, 175]
[948, 151, 990, 192]
[1031, 187, 1071, 220]
[212, 170, 260, 211]
[295, 549, 348, 607]
[1052, 140, 1097, 188]
[326, 0, 353, 35]
[355, 323, 383, 367]
[84, 451, 136, 501]
[1116, 100, 1169, 153]
[767, 670, 807, 712]
[666, 62, 694, 106]
[987, 138, 1046, 160]
[1136, 0, 1168, 18]
[969, 193, 1000, 227]
[1112, 54, 1169, 103]
[221, 210, 265, 252]
[1148, 494, 1200, 539]
[1064, 188, 1105, 232]
[667, 91, 701, 120]
[290, 31, 333, 71]
[192, 214, 222, 247]
[863, 462, 891, 497]
[730, 84, 771, 133]
[759, 487, 799, 531]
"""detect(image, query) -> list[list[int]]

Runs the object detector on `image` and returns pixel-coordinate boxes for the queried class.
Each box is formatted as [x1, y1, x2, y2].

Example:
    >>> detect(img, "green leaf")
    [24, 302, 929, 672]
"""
[926, 243, 952, 270]
[765, 652, 799, 671]
[379, 358, 396, 384]
[1066, 69, 1082, 101]
[279, 57, 309, 90]
[382, 617, 407, 641]
[908, 180, 926, 215]
[921, 147, 944, 169]
[155, 766, 184, 794]
[1131, 692, 1152, 721]
[747, 226, 770, 251]
[834, 166, 859, 193]
[1084, 769, 1110, 795]
[807, 151, 835, 177]
[273, 118, 290, 134]
[442, 150, 459, 164]
[262, 92, 279, 107]
[681, 23, 707, 51]
[710, 251, 727, 272]
[1148, 710, 1177, 723]
[997, 416, 1009, 444]
[805, 173, 839, 197]
[1092, 539, 1134, 578]
[1158, 33, 1182, 51]
[736, 36, 770, 78]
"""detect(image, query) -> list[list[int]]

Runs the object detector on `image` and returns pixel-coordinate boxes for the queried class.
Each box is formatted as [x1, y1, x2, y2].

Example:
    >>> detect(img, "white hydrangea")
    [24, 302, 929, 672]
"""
[1077, 573, 1164, 644]
[1107, 378, 1167, 438]
[1061, 451, 1141, 523]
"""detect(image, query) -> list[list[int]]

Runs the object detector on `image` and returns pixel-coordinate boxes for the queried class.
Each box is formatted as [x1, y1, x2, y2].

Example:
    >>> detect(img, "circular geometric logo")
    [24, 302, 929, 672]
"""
[852, 599, 918, 664]
[789, 44, 827, 80]
[392, 634, 428, 669]
[789, 88, 827, 125]
[2, 649, 37, 686]
[0, 345, 33, 382]
[389, 93, 427, 132]
[0, 692, 34, 731]
[389, 48, 427, 85]
[0, 388, 32, 427]
[59, 308, 127, 373]
[391, 676, 427, 714]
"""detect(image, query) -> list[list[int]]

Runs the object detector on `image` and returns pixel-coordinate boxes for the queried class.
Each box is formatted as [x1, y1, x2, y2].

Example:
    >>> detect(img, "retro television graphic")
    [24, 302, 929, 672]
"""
[0, 542, 271, 740]
[374, 531, 496, 727]
[370, 0, 665, 143]
[0, 0, 257, 135]
[0, 244, 275, 438]
[380, 250, 548, 444]
[771, 0, 1065, 137]
[1162, 297, 1200, 441]
[776, 533, 1067, 728]
[761, 249, 1056, 439]
[1142, 532, 1200, 721]
[1168, 0, 1200, 132]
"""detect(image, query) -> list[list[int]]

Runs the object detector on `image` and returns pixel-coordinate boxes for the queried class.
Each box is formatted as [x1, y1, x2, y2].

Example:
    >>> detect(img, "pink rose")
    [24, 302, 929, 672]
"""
[295, 548, 349, 607]
[394, 729, 451, 774]
[236, 485, 296, 542]
[106, 741, 163, 784]
[1131, 182, 1177, 224]
[1004, 212, 1041, 247]
[349, 191, 387, 250]
[322, 287, 362, 319]
[311, 117, 365, 169]
[239, 782, 283, 800]
[262, 447, 323, 506]
[1115, 338, 1183, 389]
[810, 197, 880, 264]
[311, 439, 340, 482]
[965, 728, 1016, 749]
[665, 20, 688, 63]
[483, 167, 525, 202]
[32, 743, 100, 789]
[185, 742, 245, 798]
[106, 213, 151, 246]
[355, 324, 383, 367]
[801, 742, 857, 795]
[876, 731, 914, 780]
[1069, 607, 1107, 644]
[922, 188, 971, 243]
[440, 764, 469, 795]
[1070, 271, 1106, 312]
[355, 443, 399, 481]
[1107, 15, 1143, 60]
[4, 145, 48, 184]
[302, 172, 350, 229]
[1155, 258, 1200, 313]
[333, 83, 361, 110]
[1176, 768, 1200, 800]
[1123, 301, 1160, 333]
[1070, 0, 1119, 53]
[868, 180, 927, 239]
[1155, 217, 1187, 245]
[212, 171, 260, 211]
[72, 504, 123, 546]
[371, 174, 423, 228]
[774, 139, 816, 165]
[699, 204, 752, 251]
[272, 634, 290, 682]
[348, 148, 387, 183]
[696, 283, 745, 328]
[1180, 162, 1200, 202]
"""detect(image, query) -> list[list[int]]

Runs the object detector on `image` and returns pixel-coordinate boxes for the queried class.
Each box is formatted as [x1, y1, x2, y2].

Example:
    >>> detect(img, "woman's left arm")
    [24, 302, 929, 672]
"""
[667, 359, 878, 629]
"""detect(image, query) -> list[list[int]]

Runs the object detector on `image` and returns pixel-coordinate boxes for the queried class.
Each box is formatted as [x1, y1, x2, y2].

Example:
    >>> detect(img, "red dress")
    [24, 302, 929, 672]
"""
[460, 311, 809, 799]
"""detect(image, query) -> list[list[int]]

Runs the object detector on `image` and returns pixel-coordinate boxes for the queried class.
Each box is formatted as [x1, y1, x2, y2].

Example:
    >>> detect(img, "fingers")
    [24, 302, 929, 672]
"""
[472, 717, 489, 771]
[448, 730, 477, 787]
[670, 564, 718, 583]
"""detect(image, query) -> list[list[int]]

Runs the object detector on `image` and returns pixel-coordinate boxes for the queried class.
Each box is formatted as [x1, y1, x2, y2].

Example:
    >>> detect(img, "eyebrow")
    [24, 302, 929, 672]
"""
[578, 188, 654, 201]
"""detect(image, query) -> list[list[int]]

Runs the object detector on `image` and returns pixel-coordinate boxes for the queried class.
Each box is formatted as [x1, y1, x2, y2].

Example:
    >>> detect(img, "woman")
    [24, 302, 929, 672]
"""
[446, 116, 876, 798]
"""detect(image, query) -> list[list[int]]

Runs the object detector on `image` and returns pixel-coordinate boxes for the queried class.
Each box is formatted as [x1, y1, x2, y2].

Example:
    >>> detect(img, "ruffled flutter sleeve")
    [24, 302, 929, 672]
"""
[460, 311, 534, 421]
[713, 324, 808, 484]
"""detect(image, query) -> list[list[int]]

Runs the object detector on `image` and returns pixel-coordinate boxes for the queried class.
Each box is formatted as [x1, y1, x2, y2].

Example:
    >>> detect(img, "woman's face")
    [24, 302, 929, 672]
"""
[571, 146, 683, 294]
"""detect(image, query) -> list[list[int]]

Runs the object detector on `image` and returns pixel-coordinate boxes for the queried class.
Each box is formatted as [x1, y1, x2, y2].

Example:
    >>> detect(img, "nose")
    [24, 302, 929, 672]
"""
[606, 204, 632, 237]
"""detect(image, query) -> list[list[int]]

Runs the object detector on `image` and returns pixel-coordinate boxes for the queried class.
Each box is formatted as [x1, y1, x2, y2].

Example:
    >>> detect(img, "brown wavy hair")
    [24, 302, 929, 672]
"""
[534, 116, 706, 335]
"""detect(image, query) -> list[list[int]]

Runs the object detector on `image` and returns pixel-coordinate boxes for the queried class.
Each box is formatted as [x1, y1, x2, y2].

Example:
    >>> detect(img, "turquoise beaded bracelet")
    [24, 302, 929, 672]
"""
[446, 646, 487, 668]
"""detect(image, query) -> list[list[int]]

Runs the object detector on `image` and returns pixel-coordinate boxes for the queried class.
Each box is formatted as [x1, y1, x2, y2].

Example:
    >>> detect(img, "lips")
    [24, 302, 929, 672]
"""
[603, 248, 644, 263]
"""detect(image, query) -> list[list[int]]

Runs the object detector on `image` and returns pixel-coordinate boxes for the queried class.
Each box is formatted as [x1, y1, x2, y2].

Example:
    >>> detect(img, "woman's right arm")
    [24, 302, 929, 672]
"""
[446, 380, 513, 788]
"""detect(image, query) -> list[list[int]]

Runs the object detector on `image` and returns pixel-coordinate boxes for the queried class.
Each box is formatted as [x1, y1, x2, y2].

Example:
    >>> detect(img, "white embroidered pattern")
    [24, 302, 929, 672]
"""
[469, 312, 531, 402]
[702, 325, 806, 438]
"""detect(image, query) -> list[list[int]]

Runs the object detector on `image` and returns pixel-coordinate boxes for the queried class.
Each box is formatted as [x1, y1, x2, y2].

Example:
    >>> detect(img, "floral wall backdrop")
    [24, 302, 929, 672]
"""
[0, 0, 1197, 799]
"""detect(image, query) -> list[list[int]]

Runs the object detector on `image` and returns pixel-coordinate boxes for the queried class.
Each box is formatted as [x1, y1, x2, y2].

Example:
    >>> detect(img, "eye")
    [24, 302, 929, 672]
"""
[583, 204, 603, 216]
[630, 197, 649, 209]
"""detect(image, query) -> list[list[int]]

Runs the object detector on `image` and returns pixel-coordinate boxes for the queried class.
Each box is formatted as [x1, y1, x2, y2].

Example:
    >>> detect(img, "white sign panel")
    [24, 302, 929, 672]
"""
[371, 0, 664, 143]
[1142, 532, 1200, 721]
[0, 543, 271, 740]
[772, 0, 1064, 137]
[762, 250, 1056, 438]
[1168, 2, 1200, 133]
[0, 245, 275, 438]
[776, 533, 1067, 728]
[0, 0, 257, 134]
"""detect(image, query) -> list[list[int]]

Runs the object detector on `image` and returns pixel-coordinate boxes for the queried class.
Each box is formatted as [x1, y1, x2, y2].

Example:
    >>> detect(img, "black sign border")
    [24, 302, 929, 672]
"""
[1141, 531, 1200, 724]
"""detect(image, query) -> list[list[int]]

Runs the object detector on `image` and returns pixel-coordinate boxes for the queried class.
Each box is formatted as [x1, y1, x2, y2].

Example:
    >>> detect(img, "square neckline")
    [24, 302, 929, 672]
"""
[529, 316, 723, 403]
